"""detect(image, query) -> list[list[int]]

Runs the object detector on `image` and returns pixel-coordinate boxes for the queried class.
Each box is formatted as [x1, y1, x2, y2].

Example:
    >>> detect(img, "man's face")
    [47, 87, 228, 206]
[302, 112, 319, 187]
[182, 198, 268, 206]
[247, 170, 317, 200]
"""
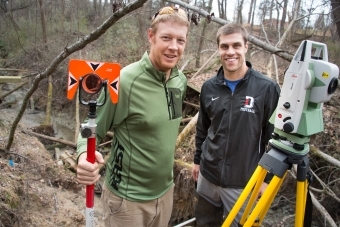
[218, 33, 248, 75]
[148, 21, 188, 73]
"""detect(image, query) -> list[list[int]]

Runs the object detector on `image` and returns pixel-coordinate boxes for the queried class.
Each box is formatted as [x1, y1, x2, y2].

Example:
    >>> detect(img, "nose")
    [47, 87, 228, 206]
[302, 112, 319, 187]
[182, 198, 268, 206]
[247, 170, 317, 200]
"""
[226, 47, 235, 55]
[168, 39, 178, 50]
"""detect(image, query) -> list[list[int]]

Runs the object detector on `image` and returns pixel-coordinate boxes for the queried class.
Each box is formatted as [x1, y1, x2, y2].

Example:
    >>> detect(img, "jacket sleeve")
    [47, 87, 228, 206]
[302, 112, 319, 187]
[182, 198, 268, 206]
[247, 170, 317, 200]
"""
[194, 84, 211, 165]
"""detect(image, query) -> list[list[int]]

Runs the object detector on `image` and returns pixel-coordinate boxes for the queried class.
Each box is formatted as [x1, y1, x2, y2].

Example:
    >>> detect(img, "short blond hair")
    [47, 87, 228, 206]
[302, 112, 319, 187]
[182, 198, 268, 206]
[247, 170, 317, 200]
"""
[150, 5, 190, 34]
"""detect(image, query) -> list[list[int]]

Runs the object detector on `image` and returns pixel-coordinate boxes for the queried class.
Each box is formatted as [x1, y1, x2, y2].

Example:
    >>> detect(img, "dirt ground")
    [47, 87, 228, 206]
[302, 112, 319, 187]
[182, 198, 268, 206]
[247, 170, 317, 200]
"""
[0, 103, 106, 227]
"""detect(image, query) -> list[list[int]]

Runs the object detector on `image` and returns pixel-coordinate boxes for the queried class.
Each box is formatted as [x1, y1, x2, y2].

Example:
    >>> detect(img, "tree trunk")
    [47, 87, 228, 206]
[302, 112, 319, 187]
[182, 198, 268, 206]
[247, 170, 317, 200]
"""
[37, 0, 52, 127]
[43, 75, 53, 126]
[276, 3, 280, 35]
[195, 0, 212, 68]
[331, 0, 340, 39]
[268, 0, 274, 31]
[38, 0, 47, 47]
[217, 0, 226, 19]
[247, 0, 254, 24]
[237, 0, 244, 24]
[289, 0, 301, 41]
[250, 0, 256, 32]
[280, 0, 288, 36]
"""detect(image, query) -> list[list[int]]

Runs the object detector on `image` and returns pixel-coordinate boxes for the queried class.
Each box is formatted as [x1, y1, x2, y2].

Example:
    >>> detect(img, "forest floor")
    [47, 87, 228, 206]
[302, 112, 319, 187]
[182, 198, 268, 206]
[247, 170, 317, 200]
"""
[0, 67, 340, 226]
[0, 86, 105, 227]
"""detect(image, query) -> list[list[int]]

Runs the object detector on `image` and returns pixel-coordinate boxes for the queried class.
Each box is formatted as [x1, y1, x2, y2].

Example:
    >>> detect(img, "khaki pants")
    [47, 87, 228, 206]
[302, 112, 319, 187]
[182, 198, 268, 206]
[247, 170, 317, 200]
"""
[101, 183, 174, 227]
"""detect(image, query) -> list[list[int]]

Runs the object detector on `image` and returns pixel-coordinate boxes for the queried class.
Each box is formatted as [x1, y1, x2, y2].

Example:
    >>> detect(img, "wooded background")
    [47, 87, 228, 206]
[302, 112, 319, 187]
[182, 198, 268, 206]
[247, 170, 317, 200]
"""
[1, 0, 340, 226]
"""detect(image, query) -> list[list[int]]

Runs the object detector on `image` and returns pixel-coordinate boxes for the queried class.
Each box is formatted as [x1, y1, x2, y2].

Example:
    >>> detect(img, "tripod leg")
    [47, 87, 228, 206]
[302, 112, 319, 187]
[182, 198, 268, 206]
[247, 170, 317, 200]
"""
[295, 180, 308, 227]
[244, 174, 285, 227]
[222, 166, 264, 227]
[255, 171, 287, 226]
[239, 167, 267, 225]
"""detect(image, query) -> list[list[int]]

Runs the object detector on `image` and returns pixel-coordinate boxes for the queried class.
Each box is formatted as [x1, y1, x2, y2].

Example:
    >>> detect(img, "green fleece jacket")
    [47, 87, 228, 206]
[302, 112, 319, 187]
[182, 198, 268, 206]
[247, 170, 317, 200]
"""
[77, 52, 187, 201]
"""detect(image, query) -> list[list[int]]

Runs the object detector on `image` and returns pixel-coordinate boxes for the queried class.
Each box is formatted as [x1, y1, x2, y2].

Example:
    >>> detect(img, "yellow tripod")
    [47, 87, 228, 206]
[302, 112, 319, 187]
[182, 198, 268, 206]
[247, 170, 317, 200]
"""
[222, 146, 311, 227]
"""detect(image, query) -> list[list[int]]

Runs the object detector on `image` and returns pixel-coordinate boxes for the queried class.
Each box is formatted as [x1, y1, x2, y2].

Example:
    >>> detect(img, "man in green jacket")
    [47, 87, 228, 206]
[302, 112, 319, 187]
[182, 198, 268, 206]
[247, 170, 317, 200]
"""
[76, 5, 189, 227]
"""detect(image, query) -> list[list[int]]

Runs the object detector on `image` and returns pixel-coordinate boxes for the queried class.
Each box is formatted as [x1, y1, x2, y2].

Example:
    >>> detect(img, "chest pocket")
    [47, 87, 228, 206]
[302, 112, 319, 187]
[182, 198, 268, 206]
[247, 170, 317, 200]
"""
[168, 87, 183, 119]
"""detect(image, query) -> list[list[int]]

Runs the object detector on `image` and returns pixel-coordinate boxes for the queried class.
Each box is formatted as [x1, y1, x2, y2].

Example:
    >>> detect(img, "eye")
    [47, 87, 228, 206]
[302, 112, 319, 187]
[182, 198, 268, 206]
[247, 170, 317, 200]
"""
[178, 39, 186, 44]
[220, 45, 228, 50]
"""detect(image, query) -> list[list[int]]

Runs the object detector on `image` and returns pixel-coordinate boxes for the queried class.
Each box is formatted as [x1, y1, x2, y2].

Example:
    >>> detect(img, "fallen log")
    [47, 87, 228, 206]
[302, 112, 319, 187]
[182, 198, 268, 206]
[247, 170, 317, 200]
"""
[310, 145, 340, 168]
[22, 129, 115, 150]
[0, 81, 28, 100]
[22, 129, 77, 148]
[176, 112, 198, 150]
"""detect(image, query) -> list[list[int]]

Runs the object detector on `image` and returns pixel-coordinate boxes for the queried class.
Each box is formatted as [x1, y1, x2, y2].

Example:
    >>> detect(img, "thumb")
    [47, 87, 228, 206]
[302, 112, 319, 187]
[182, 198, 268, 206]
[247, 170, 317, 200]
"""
[95, 151, 105, 164]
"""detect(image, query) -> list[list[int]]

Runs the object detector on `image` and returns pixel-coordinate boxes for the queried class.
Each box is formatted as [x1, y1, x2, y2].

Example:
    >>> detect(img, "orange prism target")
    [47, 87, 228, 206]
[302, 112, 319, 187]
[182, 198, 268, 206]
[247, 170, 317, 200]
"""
[67, 59, 120, 103]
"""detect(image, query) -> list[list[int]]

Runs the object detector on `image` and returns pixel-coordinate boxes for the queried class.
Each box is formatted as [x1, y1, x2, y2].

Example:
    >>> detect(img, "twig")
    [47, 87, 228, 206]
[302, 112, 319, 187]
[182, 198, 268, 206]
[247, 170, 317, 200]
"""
[190, 50, 218, 79]
[183, 100, 199, 108]
[310, 192, 338, 227]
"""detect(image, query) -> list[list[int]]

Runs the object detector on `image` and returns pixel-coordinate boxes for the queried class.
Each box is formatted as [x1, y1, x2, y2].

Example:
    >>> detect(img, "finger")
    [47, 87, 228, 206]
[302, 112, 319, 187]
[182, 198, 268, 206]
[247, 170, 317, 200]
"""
[95, 151, 105, 164]
[78, 161, 100, 172]
[77, 167, 100, 179]
[77, 174, 101, 185]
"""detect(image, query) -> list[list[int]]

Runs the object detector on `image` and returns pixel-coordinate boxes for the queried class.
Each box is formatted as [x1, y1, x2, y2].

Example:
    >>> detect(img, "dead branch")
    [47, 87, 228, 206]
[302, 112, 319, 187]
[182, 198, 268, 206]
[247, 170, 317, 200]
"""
[310, 145, 340, 168]
[175, 112, 198, 150]
[190, 50, 218, 79]
[183, 100, 199, 108]
[310, 192, 338, 227]
[6, 0, 148, 151]
[308, 168, 340, 203]
[167, 0, 294, 62]
[22, 129, 77, 148]
[0, 81, 27, 99]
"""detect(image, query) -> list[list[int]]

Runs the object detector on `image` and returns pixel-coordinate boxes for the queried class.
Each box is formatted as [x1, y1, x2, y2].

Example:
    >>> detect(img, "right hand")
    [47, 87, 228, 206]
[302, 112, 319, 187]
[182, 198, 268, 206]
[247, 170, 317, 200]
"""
[192, 164, 200, 181]
[76, 151, 105, 185]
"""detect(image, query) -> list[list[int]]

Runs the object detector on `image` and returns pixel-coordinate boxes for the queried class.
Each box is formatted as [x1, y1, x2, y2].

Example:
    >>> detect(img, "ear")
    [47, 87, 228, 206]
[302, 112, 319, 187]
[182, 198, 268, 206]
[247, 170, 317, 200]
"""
[244, 41, 249, 53]
[148, 28, 154, 43]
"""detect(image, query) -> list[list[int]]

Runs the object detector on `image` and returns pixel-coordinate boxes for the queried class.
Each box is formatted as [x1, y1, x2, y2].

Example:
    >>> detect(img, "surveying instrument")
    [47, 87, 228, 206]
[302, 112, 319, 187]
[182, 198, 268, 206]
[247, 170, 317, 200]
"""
[67, 60, 120, 227]
[222, 40, 339, 227]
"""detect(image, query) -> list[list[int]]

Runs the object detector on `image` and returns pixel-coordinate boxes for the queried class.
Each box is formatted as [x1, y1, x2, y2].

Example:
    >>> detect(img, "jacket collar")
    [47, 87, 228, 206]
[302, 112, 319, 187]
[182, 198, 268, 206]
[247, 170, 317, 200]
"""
[216, 61, 253, 84]
[139, 51, 180, 83]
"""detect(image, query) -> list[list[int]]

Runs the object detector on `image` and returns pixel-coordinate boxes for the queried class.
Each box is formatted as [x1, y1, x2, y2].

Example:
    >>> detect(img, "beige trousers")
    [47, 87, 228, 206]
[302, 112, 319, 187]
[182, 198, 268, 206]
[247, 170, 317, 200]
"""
[101, 183, 174, 227]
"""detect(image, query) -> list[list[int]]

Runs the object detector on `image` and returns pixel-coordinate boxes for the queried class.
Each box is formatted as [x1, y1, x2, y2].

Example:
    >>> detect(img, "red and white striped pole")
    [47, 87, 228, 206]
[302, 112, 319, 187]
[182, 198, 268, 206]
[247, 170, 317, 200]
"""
[80, 100, 99, 227]
[85, 117, 96, 227]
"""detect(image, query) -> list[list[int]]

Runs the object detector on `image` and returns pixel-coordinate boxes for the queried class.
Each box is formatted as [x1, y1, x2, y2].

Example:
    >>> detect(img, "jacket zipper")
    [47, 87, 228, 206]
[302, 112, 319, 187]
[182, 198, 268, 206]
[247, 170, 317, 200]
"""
[220, 92, 234, 186]
[219, 79, 245, 186]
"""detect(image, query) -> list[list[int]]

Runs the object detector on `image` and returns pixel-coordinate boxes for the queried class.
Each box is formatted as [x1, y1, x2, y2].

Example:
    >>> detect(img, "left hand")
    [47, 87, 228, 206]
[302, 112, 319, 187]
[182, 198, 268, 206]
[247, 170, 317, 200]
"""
[257, 182, 268, 199]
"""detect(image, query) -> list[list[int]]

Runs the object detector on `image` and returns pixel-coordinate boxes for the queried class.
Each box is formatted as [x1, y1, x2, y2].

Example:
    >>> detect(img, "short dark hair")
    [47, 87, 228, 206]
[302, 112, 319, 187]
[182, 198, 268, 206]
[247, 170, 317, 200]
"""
[216, 24, 248, 45]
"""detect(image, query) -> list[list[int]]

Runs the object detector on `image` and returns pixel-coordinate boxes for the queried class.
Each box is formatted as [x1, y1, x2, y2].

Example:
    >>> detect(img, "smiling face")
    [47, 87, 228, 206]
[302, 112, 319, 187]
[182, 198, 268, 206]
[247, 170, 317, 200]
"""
[218, 32, 248, 80]
[148, 20, 188, 77]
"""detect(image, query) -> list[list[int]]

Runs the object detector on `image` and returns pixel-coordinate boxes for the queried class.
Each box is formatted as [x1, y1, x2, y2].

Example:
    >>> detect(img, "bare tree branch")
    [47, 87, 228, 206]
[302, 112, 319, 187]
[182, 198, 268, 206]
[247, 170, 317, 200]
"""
[5, 0, 148, 151]
[167, 0, 294, 61]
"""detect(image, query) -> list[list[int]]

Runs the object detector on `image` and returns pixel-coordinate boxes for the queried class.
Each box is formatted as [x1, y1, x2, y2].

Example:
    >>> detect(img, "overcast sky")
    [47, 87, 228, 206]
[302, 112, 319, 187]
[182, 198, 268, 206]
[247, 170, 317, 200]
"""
[210, 0, 327, 25]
